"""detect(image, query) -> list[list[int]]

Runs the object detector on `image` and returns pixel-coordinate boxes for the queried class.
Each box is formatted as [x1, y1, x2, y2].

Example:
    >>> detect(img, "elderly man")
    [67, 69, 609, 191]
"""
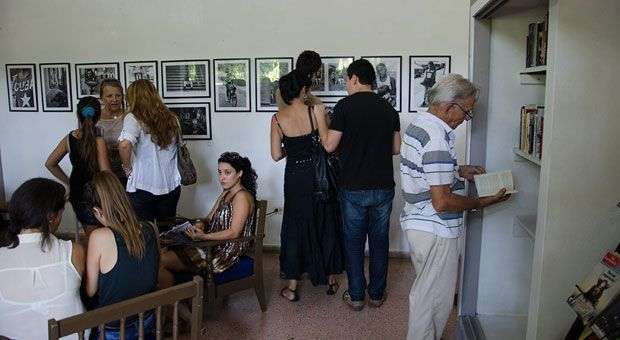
[400, 74, 510, 339]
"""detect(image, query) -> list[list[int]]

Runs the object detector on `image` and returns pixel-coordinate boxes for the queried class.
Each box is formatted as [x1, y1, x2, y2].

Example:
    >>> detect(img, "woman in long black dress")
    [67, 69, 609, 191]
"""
[270, 69, 344, 301]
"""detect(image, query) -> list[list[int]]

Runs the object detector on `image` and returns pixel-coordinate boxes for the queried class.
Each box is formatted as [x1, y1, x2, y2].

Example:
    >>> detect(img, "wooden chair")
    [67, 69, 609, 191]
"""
[178, 200, 268, 316]
[48, 276, 205, 340]
[199, 199, 267, 315]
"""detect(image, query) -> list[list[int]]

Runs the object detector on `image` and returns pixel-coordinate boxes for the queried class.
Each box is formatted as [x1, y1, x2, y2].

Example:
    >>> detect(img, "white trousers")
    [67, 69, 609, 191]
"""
[406, 229, 459, 340]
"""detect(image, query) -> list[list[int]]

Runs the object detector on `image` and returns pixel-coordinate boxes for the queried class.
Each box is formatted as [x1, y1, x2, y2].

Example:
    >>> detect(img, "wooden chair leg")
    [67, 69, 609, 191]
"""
[254, 276, 267, 312]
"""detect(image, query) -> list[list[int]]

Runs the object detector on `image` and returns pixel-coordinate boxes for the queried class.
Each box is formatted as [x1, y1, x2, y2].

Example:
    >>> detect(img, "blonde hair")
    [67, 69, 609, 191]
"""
[90, 171, 145, 258]
[126, 79, 179, 148]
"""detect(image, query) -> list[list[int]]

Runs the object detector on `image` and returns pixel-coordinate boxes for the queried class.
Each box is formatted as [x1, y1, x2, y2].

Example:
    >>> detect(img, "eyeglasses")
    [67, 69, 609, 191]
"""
[450, 102, 474, 120]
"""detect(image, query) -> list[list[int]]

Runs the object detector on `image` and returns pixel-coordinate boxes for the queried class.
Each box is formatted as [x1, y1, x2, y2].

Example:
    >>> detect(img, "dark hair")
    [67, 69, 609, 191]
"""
[347, 59, 376, 86]
[278, 69, 312, 105]
[76, 96, 102, 174]
[1, 178, 66, 250]
[218, 152, 258, 197]
[295, 50, 322, 80]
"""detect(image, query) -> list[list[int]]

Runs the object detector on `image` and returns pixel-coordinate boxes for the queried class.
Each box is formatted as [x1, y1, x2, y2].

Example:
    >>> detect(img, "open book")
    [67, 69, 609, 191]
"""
[473, 170, 518, 197]
[160, 221, 194, 247]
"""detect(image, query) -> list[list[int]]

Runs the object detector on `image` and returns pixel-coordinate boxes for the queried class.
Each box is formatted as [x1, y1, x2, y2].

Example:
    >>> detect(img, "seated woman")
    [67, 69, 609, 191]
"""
[0, 178, 86, 340]
[84, 171, 159, 340]
[158, 152, 257, 289]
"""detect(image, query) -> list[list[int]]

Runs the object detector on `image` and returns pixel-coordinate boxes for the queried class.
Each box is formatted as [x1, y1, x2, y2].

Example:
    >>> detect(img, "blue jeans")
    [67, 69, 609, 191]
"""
[340, 188, 394, 301]
[89, 312, 155, 340]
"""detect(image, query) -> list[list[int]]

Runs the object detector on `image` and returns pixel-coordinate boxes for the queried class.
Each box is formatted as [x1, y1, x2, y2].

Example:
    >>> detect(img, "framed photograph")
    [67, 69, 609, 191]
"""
[39, 63, 72, 112]
[310, 56, 354, 97]
[167, 102, 212, 140]
[75, 62, 120, 99]
[322, 100, 339, 120]
[161, 60, 210, 99]
[5, 64, 38, 112]
[124, 61, 158, 89]
[255, 57, 293, 112]
[213, 58, 251, 112]
[362, 56, 402, 112]
[409, 56, 451, 112]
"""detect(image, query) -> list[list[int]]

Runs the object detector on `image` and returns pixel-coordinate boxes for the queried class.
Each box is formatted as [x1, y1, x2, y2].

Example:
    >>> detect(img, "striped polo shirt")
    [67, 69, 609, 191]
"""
[399, 111, 465, 238]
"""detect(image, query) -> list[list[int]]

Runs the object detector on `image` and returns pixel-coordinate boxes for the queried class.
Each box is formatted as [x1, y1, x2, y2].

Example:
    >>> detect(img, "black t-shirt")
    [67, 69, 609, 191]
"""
[330, 91, 400, 190]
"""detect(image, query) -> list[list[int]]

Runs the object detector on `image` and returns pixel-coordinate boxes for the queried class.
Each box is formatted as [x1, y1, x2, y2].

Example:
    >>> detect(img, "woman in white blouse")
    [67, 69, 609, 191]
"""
[119, 79, 181, 222]
[0, 178, 86, 340]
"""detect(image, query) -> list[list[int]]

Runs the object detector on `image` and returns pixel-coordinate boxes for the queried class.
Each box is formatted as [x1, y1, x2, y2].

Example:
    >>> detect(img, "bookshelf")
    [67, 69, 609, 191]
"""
[520, 65, 546, 74]
[513, 148, 541, 166]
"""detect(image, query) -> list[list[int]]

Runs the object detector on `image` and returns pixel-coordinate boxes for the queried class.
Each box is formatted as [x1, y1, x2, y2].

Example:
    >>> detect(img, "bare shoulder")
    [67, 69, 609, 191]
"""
[233, 190, 254, 210]
[89, 227, 114, 247]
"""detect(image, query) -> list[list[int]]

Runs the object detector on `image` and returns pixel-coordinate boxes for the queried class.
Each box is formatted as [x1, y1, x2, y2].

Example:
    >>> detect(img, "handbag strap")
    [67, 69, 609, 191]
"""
[175, 119, 184, 147]
[307, 105, 316, 132]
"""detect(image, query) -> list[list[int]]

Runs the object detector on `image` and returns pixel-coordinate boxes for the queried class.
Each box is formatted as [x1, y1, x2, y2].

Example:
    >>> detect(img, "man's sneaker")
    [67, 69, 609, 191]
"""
[342, 290, 364, 311]
[368, 294, 386, 308]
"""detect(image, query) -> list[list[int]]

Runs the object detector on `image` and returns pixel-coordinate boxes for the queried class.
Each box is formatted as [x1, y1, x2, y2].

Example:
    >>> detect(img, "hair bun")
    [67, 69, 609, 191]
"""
[80, 106, 95, 118]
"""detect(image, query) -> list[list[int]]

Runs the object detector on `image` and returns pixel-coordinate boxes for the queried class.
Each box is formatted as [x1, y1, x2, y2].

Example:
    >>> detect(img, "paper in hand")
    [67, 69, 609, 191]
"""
[474, 170, 518, 197]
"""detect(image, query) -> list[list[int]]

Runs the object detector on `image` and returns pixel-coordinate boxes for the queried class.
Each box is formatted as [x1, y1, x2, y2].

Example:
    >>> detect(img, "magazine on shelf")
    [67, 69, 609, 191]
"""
[567, 251, 620, 325]
[160, 221, 194, 247]
[473, 170, 517, 197]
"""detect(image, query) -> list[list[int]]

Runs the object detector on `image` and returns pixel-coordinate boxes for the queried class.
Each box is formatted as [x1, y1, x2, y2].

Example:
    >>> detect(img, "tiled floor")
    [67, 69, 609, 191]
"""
[200, 253, 456, 339]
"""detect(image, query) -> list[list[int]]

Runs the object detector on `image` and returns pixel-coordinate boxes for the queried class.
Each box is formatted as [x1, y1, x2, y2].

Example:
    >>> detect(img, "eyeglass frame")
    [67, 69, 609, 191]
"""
[450, 102, 474, 120]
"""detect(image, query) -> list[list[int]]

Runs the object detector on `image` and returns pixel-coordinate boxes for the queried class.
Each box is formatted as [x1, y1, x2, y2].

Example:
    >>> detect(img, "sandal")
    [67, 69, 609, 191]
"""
[280, 287, 299, 302]
[326, 282, 340, 295]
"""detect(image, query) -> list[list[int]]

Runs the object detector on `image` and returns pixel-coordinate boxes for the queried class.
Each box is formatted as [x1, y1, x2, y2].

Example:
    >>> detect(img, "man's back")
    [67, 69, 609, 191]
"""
[331, 91, 400, 190]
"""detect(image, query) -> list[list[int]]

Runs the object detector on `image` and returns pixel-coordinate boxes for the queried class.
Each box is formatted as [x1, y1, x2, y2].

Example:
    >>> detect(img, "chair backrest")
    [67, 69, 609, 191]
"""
[253, 200, 267, 256]
[48, 276, 204, 340]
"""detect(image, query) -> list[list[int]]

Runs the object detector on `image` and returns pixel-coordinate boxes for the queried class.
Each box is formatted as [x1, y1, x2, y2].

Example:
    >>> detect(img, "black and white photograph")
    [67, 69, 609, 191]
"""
[255, 57, 293, 112]
[39, 63, 72, 112]
[311, 57, 354, 97]
[161, 60, 209, 99]
[124, 61, 158, 89]
[363, 56, 402, 112]
[167, 102, 212, 140]
[322, 100, 340, 121]
[75, 63, 120, 99]
[409, 56, 451, 112]
[5, 64, 38, 112]
[214, 58, 251, 112]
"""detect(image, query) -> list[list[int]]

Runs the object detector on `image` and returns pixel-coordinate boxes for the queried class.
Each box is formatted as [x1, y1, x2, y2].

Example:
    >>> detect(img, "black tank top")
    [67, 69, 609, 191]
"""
[96, 223, 159, 310]
[68, 133, 95, 202]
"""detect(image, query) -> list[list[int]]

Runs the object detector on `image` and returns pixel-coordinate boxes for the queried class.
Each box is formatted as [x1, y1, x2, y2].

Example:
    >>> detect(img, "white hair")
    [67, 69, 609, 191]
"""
[426, 73, 478, 106]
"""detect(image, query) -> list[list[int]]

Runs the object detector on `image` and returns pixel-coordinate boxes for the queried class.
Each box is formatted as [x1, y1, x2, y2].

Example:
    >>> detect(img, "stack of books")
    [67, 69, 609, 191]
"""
[526, 16, 549, 68]
[518, 105, 544, 160]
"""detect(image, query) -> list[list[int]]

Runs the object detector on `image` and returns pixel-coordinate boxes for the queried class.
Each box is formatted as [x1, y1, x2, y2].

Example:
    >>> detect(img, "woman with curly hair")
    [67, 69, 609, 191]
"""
[158, 152, 257, 289]
[118, 79, 181, 222]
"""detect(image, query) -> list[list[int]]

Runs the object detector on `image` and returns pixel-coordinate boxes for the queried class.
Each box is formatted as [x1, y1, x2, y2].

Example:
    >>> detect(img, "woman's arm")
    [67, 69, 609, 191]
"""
[85, 229, 105, 297]
[96, 137, 112, 171]
[118, 140, 133, 176]
[270, 115, 285, 161]
[45, 136, 70, 185]
[71, 241, 86, 277]
[188, 192, 253, 241]
[314, 105, 329, 143]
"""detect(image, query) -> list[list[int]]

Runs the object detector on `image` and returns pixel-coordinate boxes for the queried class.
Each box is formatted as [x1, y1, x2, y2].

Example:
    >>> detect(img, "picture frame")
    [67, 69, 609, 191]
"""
[124, 60, 158, 89]
[213, 58, 251, 112]
[362, 56, 402, 112]
[39, 63, 72, 112]
[255, 57, 293, 112]
[310, 56, 354, 97]
[75, 62, 120, 99]
[167, 102, 212, 140]
[161, 60, 210, 99]
[409, 56, 451, 112]
[5, 63, 38, 112]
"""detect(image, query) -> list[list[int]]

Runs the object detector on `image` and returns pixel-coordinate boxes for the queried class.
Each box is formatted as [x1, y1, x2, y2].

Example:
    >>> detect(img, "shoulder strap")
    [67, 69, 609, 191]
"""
[307, 106, 315, 131]
[273, 114, 285, 136]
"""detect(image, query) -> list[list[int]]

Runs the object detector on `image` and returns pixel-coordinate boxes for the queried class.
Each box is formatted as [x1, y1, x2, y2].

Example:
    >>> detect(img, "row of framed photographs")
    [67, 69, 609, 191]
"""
[5, 55, 450, 113]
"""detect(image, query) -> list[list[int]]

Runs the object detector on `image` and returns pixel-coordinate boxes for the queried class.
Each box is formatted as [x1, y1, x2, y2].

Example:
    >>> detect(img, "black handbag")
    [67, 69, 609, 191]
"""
[308, 106, 339, 202]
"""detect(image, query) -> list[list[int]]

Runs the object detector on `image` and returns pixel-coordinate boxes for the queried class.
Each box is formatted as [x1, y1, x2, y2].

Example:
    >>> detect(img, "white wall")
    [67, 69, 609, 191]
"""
[0, 0, 470, 251]
[477, 7, 547, 316]
[528, 0, 620, 338]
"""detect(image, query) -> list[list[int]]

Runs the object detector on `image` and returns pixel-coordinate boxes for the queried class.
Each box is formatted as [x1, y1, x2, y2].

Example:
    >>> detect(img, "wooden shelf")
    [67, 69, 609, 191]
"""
[515, 214, 537, 239]
[520, 65, 547, 74]
[513, 148, 541, 166]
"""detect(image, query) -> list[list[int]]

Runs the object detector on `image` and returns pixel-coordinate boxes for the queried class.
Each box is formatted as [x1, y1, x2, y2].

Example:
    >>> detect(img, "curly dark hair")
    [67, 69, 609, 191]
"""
[218, 152, 258, 197]
[1, 178, 66, 250]
[279, 69, 312, 105]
